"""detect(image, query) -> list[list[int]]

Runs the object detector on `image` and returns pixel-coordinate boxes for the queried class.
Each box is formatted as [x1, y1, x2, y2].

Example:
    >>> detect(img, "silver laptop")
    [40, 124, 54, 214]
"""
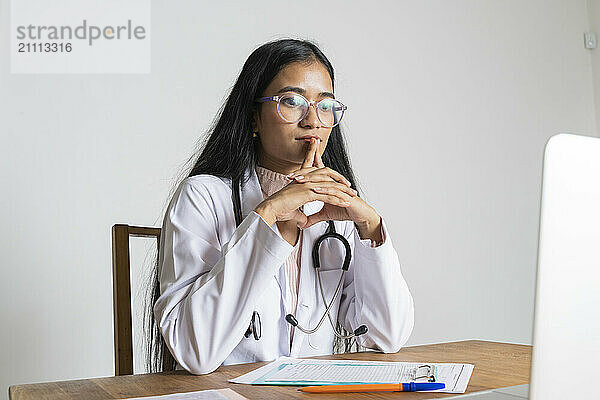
[445, 133, 600, 399]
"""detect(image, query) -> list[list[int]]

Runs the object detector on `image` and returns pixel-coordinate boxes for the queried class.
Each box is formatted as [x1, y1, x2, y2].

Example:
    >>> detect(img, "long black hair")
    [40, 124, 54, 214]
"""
[144, 38, 365, 373]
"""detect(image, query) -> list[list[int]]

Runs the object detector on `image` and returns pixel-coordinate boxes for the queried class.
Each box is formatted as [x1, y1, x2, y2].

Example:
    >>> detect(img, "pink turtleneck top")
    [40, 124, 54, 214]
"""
[254, 164, 386, 346]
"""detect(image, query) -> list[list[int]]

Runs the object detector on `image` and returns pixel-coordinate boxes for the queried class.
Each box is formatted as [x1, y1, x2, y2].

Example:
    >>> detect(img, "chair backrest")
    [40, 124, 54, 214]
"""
[111, 223, 162, 375]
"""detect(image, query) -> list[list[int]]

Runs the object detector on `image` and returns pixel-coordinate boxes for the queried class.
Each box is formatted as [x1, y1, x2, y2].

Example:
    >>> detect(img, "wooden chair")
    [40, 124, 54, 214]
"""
[111, 224, 161, 376]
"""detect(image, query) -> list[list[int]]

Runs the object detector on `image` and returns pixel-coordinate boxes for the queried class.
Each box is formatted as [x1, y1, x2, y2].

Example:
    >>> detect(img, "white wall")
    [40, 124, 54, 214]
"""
[1, 0, 597, 397]
[589, 0, 600, 136]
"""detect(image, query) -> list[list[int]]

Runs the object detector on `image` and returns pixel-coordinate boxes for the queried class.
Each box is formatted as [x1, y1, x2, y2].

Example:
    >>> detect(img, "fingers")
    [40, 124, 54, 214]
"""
[309, 181, 357, 197]
[308, 182, 357, 205]
[292, 208, 308, 229]
[314, 141, 325, 168]
[301, 209, 327, 230]
[289, 138, 356, 202]
[301, 138, 319, 169]
[311, 192, 353, 207]
[289, 168, 352, 188]
[286, 167, 318, 181]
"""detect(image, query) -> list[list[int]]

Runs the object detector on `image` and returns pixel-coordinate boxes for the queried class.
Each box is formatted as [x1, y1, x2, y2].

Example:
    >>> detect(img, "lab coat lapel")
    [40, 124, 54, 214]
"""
[296, 199, 327, 310]
[237, 165, 327, 314]
[239, 166, 288, 307]
[291, 200, 328, 355]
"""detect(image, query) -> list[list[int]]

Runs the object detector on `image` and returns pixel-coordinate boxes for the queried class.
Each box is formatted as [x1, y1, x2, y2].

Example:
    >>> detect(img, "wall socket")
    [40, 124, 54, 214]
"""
[585, 32, 597, 49]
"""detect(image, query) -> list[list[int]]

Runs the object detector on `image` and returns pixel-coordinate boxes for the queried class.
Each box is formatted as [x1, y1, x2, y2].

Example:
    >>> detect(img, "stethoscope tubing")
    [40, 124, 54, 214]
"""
[232, 176, 367, 341]
[293, 269, 357, 340]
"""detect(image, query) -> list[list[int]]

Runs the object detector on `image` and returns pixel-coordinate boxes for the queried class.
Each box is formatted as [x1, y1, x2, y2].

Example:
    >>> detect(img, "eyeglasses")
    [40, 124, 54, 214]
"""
[255, 92, 347, 128]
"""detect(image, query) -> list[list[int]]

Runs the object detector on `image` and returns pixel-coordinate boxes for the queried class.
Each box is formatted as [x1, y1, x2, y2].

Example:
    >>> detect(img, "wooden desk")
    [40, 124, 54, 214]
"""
[9, 340, 531, 399]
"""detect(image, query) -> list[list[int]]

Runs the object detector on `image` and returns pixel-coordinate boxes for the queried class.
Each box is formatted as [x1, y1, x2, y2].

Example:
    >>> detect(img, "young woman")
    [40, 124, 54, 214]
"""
[148, 39, 414, 375]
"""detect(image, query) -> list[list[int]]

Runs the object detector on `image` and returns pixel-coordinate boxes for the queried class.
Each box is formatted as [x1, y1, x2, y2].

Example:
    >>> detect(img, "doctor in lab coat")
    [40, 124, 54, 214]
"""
[153, 39, 414, 375]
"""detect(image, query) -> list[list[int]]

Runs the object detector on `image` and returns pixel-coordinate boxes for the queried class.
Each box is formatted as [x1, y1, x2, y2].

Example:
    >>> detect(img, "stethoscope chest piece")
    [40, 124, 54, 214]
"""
[244, 310, 261, 340]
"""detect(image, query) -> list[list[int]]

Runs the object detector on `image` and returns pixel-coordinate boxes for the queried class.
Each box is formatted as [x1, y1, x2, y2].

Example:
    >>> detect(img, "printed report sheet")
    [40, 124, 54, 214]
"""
[230, 357, 474, 393]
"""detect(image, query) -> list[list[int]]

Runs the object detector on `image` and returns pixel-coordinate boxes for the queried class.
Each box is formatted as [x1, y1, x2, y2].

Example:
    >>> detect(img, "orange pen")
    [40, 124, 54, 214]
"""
[299, 382, 445, 393]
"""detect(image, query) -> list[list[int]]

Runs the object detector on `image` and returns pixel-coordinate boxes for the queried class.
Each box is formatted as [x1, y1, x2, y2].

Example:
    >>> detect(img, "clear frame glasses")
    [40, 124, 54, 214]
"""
[255, 92, 347, 128]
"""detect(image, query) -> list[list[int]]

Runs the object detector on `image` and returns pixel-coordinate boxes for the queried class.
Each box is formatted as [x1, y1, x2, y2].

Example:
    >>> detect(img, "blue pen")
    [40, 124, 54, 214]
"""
[299, 382, 446, 393]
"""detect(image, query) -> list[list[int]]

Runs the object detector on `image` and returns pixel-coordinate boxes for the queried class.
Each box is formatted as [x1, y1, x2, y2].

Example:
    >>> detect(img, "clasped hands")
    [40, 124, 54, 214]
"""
[255, 138, 383, 242]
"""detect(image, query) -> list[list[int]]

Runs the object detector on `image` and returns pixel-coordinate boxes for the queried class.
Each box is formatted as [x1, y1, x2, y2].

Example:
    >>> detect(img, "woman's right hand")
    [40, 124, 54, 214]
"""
[254, 138, 357, 227]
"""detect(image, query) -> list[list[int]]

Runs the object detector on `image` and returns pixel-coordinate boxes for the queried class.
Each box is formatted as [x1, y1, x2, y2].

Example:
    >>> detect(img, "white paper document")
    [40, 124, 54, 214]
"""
[230, 357, 474, 393]
[123, 388, 247, 400]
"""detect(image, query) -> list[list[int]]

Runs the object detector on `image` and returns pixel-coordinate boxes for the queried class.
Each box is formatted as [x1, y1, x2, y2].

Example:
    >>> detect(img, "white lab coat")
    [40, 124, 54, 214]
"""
[154, 166, 414, 375]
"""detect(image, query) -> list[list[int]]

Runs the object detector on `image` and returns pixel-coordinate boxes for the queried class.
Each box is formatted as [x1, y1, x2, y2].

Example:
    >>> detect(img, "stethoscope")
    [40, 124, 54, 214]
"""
[232, 177, 368, 343]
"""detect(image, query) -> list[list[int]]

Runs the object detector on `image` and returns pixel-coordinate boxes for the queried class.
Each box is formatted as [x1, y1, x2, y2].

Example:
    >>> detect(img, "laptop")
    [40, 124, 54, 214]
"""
[445, 133, 600, 399]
